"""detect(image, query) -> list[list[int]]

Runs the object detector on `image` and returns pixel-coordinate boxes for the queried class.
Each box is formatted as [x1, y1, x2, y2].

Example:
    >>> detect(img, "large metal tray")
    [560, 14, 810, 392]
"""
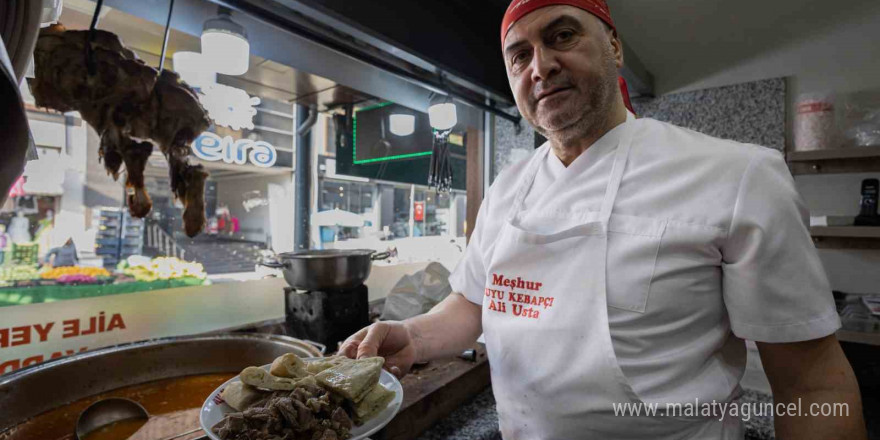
[0, 333, 323, 433]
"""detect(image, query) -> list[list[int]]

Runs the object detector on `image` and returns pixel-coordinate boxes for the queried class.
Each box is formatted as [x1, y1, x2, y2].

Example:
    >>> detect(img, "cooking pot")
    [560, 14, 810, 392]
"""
[0, 333, 322, 433]
[260, 249, 390, 291]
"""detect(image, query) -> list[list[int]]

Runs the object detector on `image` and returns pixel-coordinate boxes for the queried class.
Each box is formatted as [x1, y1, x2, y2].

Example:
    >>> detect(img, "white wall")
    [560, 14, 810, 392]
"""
[55, 120, 89, 248]
[660, 7, 880, 294]
[662, 3, 880, 144]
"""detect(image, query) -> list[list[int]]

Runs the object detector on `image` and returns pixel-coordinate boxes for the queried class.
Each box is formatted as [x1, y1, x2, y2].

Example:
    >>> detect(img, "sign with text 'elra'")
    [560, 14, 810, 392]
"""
[191, 132, 277, 168]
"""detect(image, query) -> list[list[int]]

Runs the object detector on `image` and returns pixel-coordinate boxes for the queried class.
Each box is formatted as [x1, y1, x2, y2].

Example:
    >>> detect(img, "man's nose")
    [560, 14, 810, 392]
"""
[530, 46, 560, 83]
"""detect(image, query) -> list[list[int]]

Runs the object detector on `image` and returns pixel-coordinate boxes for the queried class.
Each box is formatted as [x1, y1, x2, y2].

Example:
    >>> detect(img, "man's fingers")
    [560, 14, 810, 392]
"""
[390, 366, 402, 379]
[338, 340, 359, 359]
[381, 352, 412, 379]
[356, 324, 388, 359]
[338, 327, 369, 359]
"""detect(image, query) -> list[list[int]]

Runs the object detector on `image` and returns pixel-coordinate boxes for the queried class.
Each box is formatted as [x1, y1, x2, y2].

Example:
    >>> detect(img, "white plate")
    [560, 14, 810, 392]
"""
[200, 359, 403, 440]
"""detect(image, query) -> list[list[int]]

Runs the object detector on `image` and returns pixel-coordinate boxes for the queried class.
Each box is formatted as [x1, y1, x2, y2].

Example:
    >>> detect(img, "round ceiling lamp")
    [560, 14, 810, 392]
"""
[389, 114, 415, 136]
[428, 98, 457, 131]
[201, 7, 249, 76]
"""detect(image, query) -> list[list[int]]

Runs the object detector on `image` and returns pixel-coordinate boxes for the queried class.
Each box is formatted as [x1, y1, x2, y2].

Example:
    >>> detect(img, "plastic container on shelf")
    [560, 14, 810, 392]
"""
[840, 91, 880, 147]
[839, 297, 880, 334]
[793, 93, 838, 151]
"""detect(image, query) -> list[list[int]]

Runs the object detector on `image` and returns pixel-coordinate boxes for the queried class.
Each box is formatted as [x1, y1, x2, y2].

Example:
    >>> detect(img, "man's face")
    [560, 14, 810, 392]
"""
[503, 6, 622, 138]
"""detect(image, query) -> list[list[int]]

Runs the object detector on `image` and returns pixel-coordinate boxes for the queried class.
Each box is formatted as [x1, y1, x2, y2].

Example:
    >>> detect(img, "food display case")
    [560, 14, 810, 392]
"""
[0, 257, 207, 307]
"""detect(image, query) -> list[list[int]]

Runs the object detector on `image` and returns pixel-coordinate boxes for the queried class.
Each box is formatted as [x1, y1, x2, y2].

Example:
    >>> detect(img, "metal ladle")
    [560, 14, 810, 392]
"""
[75, 398, 207, 440]
[75, 398, 149, 440]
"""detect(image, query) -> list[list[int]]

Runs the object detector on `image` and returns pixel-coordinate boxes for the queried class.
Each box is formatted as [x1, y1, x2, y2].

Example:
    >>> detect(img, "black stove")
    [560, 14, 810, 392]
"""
[284, 284, 370, 351]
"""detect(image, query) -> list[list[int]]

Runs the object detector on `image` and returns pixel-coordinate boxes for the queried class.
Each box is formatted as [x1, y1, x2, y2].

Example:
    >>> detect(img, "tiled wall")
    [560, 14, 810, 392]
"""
[491, 78, 787, 183]
[632, 78, 786, 150]
[492, 107, 536, 182]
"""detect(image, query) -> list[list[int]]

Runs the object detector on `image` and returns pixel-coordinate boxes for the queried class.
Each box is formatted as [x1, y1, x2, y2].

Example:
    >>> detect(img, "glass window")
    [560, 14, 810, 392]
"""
[0, 0, 482, 378]
[318, 180, 374, 214]
[409, 188, 464, 238]
[390, 187, 411, 238]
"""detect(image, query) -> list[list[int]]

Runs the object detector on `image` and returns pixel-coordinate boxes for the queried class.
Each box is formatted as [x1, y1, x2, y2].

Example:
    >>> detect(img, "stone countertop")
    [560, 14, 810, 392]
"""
[416, 388, 500, 440]
[417, 388, 777, 440]
[737, 389, 776, 440]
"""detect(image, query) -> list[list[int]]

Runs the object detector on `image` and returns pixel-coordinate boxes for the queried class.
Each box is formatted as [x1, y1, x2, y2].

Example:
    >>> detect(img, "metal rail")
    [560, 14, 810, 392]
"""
[145, 220, 186, 260]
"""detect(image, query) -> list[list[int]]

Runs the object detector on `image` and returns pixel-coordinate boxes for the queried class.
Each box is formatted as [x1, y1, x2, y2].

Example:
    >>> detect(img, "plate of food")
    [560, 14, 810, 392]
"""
[201, 354, 403, 440]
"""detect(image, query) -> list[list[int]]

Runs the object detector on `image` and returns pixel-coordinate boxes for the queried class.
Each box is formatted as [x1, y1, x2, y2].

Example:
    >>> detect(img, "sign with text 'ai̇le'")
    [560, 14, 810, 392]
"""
[191, 132, 277, 168]
[0, 278, 286, 374]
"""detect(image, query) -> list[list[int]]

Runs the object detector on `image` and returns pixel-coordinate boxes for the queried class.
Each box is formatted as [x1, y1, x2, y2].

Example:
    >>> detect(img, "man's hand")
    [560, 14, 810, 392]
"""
[338, 321, 418, 378]
[339, 292, 482, 378]
[757, 334, 867, 440]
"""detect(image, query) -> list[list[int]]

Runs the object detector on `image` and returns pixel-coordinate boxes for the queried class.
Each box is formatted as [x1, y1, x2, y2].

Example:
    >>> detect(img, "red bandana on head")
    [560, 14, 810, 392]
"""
[501, 0, 635, 114]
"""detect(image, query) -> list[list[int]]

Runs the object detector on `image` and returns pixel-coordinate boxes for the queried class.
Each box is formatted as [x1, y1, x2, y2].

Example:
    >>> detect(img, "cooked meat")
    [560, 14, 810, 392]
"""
[29, 24, 156, 136]
[274, 398, 316, 432]
[214, 412, 245, 440]
[150, 70, 210, 157]
[121, 138, 154, 218]
[214, 380, 353, 440]
[30, 24, 210, 235]
[305, 394, 331, 414]
[330, 407, 353, 432]
[245, 405, 284, 433]
[273, 397, 300, 428]
[181, 163, 208, 237]
[99, 135, 124, 179]
[313, 429, 338, 440]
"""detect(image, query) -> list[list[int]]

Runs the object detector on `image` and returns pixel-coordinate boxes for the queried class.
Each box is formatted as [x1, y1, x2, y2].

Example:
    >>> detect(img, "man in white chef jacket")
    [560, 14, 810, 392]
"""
[341, 0, 868, 438]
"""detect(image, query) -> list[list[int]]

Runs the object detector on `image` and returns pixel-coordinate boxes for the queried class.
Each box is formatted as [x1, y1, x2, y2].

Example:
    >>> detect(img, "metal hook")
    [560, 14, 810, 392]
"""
[85, 0, 105, 76]
[158, 0, 176, 72]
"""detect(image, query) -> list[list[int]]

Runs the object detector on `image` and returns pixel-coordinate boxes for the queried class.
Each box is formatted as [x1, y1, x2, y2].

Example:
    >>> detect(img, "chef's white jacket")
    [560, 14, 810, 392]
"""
[449, 116, 841, 405]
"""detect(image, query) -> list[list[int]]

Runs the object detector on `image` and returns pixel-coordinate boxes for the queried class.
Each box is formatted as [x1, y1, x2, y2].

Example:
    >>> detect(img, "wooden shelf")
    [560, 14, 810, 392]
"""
[811, 226, 880, 249]
[812, 226, 880, 237]
[787, 146, 880, 175]
[837, 329, 880, 346]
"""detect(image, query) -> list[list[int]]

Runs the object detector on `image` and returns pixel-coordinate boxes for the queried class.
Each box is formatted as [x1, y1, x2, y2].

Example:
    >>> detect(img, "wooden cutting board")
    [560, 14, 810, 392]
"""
[375, 345, 490, 440]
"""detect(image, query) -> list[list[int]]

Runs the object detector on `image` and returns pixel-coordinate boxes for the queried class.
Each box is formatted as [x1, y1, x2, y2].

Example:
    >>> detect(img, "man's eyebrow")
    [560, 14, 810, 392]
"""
[503, 39, 530, 58]
[504, 15, 585, 57]
[540, 15, 584, 38]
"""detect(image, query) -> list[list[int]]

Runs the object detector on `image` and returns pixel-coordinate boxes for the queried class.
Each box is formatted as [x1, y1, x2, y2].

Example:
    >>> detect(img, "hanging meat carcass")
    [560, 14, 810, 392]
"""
[28, 24, 212, 237]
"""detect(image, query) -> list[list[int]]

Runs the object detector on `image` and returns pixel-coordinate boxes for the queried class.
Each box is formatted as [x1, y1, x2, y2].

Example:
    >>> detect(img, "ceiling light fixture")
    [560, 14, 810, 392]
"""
[201, 6, 249, 75]
[428, 95, 457, 131]
[389, 114, 415, 136]
[172, 51, 216, 89]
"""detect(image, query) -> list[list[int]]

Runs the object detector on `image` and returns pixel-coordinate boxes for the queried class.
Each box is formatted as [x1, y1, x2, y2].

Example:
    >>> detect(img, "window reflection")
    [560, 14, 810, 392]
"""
[2, 4, 481, 316]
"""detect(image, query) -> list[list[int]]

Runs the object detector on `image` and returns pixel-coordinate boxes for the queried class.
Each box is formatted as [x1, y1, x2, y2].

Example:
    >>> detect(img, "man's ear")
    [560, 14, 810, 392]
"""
[610, 29, 624, 69]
